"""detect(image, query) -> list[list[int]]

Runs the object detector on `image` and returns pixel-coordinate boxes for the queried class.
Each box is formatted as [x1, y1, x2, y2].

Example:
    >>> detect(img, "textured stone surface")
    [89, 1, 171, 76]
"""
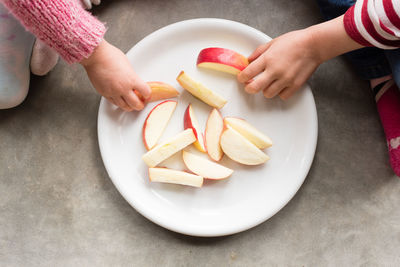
[1, 0, 400, 265]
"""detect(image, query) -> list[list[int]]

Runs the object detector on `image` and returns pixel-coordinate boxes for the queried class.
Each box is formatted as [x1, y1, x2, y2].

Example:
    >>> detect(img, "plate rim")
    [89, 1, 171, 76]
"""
[97, 18, 318, 237]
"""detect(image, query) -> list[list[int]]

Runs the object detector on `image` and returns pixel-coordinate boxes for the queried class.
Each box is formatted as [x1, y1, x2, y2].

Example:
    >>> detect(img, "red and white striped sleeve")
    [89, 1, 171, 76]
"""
[344, 0, 400, 49]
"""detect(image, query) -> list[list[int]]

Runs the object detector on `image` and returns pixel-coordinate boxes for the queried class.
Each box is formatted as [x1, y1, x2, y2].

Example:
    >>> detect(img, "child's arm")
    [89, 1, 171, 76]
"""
[238, 0, 400, 100]
[1, 0, 150, 111]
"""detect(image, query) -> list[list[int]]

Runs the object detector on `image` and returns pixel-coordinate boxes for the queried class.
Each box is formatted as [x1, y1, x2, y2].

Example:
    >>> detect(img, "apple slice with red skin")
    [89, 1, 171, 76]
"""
[142, 100, 177, 150]
[142, 129, 196, 167]
[197, 47, 249, 75]
[205, 108, 224, 161]
[224, 117, 273, 149]
[146, 82, 179, 102]
[184, 104, 206, 153]
[149, 167, 203, 187]
[220, 126, 270, 165]
[134, 82, 179, 103]
[176, 71, 227, 109]
[182, 151, 233, 180]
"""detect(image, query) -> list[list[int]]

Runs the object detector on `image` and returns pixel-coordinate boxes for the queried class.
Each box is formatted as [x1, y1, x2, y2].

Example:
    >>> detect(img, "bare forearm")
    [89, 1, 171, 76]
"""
[306, 15, 364, 62]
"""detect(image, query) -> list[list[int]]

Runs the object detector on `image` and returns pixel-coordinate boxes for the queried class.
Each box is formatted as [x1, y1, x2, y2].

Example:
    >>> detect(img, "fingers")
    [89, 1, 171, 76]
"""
[248, 42, 272, 62]
[111, 96, 131, 111]
[239, 42, 273, 84]
[238, 55, 266, 84]
[244, 70, 289, 99]
[279, 82, 304, 100]
[277, 67, 314, 100]
[263, 80, 287, 99]
[279, 87, 295, 100]
[244, 72, 304, 100]
[107, 82, 148, 111]
[136, 83, 152, 100]
[123, 90, 145, 111]
[107, 93, 145, 112]
[244, 72, 275, 94]
[132, 76, 152, 101]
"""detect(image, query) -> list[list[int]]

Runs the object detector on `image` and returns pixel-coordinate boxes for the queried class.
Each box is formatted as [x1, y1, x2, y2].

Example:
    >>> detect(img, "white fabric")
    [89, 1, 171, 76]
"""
[0, 3, 34, 109]
[80, 0, 101, 10]
[389, 136, 400, 149]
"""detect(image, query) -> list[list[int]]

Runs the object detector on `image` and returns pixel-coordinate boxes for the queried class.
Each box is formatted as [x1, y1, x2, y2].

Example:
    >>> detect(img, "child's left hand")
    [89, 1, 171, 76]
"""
[238, 15, 364, 100]
[237, 29, 322, 100]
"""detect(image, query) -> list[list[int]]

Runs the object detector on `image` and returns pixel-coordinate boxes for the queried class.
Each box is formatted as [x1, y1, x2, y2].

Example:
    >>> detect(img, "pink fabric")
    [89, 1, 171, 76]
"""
[376, 83, 400, 176]
[0, 0, 106, 63]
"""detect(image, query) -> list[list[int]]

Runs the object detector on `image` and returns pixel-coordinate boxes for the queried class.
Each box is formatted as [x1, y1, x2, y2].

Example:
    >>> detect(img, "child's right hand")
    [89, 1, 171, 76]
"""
[81, 40, 151, 111]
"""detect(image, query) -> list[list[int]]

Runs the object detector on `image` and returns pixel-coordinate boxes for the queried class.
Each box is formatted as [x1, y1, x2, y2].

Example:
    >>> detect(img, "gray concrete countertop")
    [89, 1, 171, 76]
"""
[1, 0, 399, 265]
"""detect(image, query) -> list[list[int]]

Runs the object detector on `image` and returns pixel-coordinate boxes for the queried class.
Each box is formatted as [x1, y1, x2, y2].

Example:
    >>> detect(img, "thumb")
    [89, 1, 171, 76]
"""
[134, 82, 152, 101]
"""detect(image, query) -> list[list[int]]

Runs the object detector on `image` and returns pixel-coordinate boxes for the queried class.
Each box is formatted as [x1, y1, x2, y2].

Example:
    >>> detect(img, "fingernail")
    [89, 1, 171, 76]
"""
[145, 92, 152, 101]
[134, 90, 146, 102]
[245, 86, 257, 94]
[145, 87, 152, 99]
[136, 103, 145, 111]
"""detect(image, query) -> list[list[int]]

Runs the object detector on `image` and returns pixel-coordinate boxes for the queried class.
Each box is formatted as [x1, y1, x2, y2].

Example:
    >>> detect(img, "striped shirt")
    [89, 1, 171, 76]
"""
[344, 0, 400, 49]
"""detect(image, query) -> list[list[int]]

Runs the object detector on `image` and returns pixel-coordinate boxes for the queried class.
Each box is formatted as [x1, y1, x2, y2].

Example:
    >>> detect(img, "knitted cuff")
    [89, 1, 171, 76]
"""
[1, 0, 106, 64]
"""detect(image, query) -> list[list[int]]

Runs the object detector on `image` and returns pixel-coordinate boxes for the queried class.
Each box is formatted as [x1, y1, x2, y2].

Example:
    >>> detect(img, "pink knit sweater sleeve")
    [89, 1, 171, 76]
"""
[0, 0, 106, 63]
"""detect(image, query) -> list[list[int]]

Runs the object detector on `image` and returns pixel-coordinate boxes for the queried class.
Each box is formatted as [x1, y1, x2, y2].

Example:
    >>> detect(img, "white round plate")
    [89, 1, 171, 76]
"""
[98, 18, 318, 237]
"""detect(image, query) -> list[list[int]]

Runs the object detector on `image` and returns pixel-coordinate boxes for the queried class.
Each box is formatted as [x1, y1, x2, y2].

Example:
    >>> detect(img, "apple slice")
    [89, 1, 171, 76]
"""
[143, 100, 177, 150]
[176, 71, 227, 109]
[149, 167, 203, 187]
[220, 126, 270, 165]
[224, 117, 273, 149]
[197, 47, 249, 75]
[142, 129, 196, 167]
[183, 104, 206, 152]
[205, 109, 224, 161]
[147, 82, 179, 102]
[182, 151, 233, 180]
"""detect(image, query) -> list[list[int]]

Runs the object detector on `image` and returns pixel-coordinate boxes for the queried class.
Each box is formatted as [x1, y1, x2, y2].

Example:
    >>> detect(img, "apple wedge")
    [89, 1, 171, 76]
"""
[220, 126, 270, 165]
[205, 109, 224, 161]
[142, 100, 177, 150]
[224, 117, 273, 149]
[197, 47, 249, 75]
[142, 129, 196, 167]
[149, 167, 203, 187]
[184, 104, 206, 152]
[147, 82, 179, 102]
[182, 151, 233, 180]
[176, 71, 227, 109]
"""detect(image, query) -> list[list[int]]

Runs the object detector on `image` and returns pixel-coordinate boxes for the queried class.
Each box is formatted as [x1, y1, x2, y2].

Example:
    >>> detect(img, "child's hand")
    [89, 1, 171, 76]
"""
[238, 29, 322, 100]
[238, 15, 364, 100]
[81, 40, 151, 111]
